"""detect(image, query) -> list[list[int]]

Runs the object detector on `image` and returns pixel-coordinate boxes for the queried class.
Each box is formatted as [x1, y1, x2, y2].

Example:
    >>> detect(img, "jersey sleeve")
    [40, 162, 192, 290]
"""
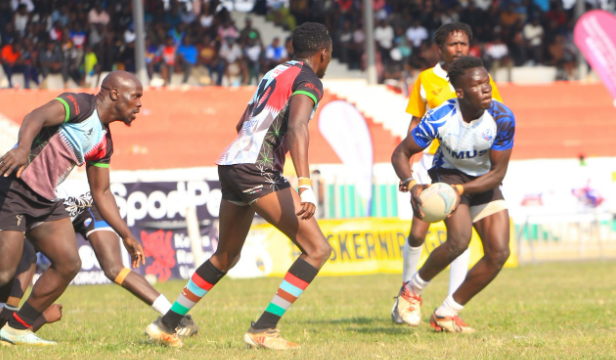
[291, 67, 323, 107]
[490, 102, 515, 151]
[406, 74, 426, 117]
[411, 112, 438, 149]
[489, 76, 503, 102]
[55, 93, 96, 124]
[86, 128, 114, 168]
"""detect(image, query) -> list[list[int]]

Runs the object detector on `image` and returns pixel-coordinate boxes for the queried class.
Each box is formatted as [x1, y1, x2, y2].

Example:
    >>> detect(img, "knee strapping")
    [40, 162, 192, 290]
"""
[113, 268, 131, 285]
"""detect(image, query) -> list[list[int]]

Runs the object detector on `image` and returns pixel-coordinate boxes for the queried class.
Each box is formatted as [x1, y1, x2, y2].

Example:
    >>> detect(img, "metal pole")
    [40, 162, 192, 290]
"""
[575, 0, 588, 81]
[133, 0, 148, 86]
[363, 0, 378, 85]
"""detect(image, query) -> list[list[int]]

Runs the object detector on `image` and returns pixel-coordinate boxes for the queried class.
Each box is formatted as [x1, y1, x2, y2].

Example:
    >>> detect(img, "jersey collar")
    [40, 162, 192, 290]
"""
[433, 62, 448, 80]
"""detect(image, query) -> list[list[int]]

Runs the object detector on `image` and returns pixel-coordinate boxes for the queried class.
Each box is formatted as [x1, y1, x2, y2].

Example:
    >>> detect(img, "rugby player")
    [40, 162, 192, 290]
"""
[0, 71, 146, 345]
[0, 181, 199, 343]
[393, 22, 503, 326]
[391, 56, 515, 332]
[144, 22, 333, 350]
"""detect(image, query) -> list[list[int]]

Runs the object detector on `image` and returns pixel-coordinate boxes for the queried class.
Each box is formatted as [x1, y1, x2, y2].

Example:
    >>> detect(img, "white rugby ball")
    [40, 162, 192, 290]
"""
[418, 183, 457, 223]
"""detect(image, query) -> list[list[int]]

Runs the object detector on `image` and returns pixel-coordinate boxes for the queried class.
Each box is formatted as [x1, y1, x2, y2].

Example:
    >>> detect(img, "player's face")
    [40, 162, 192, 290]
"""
[459, 67, 492, 110]
[316, 43, 333, 79]
[119, 85, 143, 126]
[440, 31, 469, 65]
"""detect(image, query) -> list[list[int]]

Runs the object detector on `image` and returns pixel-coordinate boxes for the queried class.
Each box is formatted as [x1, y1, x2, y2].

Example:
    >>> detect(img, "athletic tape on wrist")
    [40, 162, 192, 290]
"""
[298, 177, 312, 187]
[299, 186, 317, 205]
[454, 184, 464, 195]
[114, 267, 131, 285]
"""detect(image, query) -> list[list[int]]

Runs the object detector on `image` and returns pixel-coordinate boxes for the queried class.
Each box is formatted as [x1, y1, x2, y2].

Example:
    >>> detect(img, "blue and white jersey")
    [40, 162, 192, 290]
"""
[411, 99, 515, 177]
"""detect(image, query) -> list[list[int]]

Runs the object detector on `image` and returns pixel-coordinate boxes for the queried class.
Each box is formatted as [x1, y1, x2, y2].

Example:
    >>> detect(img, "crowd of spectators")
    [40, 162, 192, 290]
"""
[0, 0, 609, 89]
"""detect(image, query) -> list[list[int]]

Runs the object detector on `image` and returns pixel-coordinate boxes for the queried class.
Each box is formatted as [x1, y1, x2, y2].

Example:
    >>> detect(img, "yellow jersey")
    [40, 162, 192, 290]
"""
[406, 62, 503, 154]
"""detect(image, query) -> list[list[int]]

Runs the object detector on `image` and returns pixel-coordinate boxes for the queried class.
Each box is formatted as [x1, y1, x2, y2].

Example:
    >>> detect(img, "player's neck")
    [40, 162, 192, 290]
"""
[95, 96, 115, 125]
[459, 102, 484, 123]
[295, 57, 317, 74]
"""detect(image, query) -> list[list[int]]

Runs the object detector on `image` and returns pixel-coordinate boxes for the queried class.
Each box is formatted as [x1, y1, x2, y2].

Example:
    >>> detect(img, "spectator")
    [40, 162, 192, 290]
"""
[239, 17, 261, 47]
[61, 32, 83, 87]
[196, 33, 224, 86]
[39, 41, 63, 88]
[11, 0, 34, 13]
[1, 41, 35, 88]
[49, 20, 63, 41]
[88, 2, 110, 26]
[144, 37, 161, 81]
[283, 36, 293, 61]
[523, 17, 544, 65]
[374, 18, 394, 66]
[217, 18, 238, 44]
[168, 23, 186, 46]
[51, 4, 69, 27]
[1, 22, 16, 46]
[243, 35, 262, 85]
[176, 36, 198, 84]
[179, 2, 196, 25]
[159, 35, 176, 86]
[83, 44, 98, 78]
[219, 37, 245, 86]
[264, 37, 287, 71]
[13, 4, 27, 36]
[336, 19, 353, 65]
[485, 36, 512, 82]
[349, 23, 365, 70]
[198, 3, 214, 30]
[548, 34, 576, 80]
[406, 19, 428, 49]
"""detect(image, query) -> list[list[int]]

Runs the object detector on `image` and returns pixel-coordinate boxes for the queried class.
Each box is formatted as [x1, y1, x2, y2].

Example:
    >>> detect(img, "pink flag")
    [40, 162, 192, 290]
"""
[574, 10, 616, 107]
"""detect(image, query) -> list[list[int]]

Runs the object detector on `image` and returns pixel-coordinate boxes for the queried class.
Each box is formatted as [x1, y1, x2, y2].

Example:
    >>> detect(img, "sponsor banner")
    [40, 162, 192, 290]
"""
[231, 218, 517, 278]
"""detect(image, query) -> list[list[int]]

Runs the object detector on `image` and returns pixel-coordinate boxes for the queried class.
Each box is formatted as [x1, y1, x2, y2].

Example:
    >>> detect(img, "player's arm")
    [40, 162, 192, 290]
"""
[457, 148, 512, 194]
[392, 132, 425, 184]
[407, 116, 422, 134]
[286, 93, 317, 221]
[0, 99, 66, 177]
[86, 164, 145, 268]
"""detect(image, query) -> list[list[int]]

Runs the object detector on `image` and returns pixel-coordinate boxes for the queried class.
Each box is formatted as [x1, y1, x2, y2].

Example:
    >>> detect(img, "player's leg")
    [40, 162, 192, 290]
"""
[0, 240, 37, 329]
[0, 231, 24, 288]
[146, 198, 255, 347]
[244, 186, 331, 350]
[2, 218, 78, 345]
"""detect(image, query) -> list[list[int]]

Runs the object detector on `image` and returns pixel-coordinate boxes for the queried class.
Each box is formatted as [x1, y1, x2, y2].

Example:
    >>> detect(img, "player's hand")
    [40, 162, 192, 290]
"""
[410, 184, 428, 219]
[296, 187, 316, 220]
[122, 235, 146, 268]
[0, 147, 28, 177]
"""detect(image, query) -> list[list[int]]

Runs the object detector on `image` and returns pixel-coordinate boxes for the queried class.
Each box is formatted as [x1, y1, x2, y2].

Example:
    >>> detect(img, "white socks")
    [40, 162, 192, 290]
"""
[435, 295, 464, 317]
[448, 248, 471, 295]
[151, 295, 172, 316]
[402, 241, 423, 283]
[410, 273, 430, 295]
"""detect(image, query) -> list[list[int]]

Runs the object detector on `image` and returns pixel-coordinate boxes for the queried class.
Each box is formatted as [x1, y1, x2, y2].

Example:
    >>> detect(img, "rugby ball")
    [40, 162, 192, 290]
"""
[418, 183, 457, 223]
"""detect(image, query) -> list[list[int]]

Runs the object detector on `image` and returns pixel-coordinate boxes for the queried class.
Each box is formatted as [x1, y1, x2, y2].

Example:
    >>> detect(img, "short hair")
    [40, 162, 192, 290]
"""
[447, 56, 484, 88]
[434, 22, 472, 47]
[292, 22, 332, 59]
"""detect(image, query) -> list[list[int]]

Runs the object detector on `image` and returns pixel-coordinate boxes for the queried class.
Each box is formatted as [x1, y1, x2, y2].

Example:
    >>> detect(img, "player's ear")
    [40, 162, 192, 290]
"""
[110, 89, 118, 101]
[455, 88, 464, 99]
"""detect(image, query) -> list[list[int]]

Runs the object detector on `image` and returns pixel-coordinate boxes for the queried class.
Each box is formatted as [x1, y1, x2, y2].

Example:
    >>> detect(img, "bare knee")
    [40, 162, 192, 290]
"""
[102, 263, 124, 282]
[0, 269, 16, 287]
[487, 247, 510, 269]
[305, 241, 332, 267]
[444, 236, 471, 261]
[56, 256, 82, 279]
[408, 232, 425, 247]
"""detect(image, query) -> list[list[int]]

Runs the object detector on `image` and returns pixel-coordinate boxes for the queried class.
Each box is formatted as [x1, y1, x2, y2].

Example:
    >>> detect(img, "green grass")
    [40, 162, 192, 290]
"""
[2, 262, 616, 359]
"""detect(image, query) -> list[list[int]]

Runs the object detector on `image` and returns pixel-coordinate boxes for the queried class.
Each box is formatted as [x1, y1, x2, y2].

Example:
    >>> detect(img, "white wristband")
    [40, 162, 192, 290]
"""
[299, 186, 317, 206]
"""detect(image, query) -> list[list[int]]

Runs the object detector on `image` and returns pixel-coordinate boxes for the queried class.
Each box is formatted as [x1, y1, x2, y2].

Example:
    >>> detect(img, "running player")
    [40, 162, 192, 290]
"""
[0, 71, 146, 345]
[392, 22, 503, 326]
[392, 56, 515, 332]
[144, 22, 333, 350]
[0, 181, 198, 342]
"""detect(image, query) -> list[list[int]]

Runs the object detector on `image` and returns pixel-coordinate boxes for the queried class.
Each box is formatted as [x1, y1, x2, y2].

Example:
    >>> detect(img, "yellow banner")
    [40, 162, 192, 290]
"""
[242, 218, 517, 277]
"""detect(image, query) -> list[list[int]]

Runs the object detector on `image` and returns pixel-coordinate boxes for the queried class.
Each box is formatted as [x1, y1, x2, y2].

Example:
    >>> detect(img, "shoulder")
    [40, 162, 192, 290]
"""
[487, 100, 515, 124]
[425, 99, 457, 121]
[416, 68, 435, 83]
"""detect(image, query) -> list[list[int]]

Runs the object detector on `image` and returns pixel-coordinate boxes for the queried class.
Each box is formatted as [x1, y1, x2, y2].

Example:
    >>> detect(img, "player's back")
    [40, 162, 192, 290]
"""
[217, 60, 323, 172]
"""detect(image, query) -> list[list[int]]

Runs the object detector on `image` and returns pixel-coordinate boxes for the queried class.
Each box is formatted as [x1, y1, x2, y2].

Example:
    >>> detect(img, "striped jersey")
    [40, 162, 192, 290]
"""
[216, 60, 323, 172]
[411, 99, 515, 177]
[18, 93, 113, 201]
[406, 62, 502, 154]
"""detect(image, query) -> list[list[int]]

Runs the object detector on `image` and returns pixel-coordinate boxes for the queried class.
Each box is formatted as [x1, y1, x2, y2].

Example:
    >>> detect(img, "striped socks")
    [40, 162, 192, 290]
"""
[252, 257, 319, 330]
[161, 260, 225, 331]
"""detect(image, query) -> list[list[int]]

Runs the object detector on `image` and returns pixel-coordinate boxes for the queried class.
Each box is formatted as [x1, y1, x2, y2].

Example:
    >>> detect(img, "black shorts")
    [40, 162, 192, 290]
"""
[218, 164, 290, 206]
[0, 175, 68, 233]
[428, 168, 508, 222]
[72, 203, 114, 239]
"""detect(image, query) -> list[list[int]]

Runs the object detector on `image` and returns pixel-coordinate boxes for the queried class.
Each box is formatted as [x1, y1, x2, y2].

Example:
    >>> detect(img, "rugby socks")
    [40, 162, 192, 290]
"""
[448, 248, 471, 295]
[252, 257, 319, 330]
[402, 242, 423, 283]
[410, 272, 430, 296]
[151, 294, 173, 316]
[161, 260, 225, 331]
[0, 304, 17, 329]
[435, 295, 464, 317]
[8, 301, 41, 330]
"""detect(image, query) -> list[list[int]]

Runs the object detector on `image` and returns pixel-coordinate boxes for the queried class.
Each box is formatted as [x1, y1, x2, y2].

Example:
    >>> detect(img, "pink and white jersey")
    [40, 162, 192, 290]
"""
[216, 60, 323, 172]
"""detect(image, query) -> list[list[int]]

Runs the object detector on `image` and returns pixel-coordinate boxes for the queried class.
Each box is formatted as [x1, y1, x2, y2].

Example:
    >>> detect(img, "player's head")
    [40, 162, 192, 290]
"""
[99, 71, 143, 126]
[292, 22, 332, 79]
[435, 22, 472, 66]
[448, 56, 492, 110]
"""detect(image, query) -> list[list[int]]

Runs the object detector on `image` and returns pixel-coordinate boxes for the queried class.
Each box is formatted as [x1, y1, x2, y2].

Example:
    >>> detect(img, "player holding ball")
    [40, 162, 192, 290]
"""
[391, 56, 515, 333]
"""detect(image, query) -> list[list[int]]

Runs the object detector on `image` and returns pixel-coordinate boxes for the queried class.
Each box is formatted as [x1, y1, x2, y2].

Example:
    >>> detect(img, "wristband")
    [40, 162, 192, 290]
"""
[399, 177, 417, 192]
[299, 186, 317, 205]
[298, 177, 312, 187]
[454, 184, 464, 195]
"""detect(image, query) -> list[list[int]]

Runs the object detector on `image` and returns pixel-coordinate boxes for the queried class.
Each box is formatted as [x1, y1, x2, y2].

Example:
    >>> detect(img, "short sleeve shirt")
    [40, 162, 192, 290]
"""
[18, 93, 113, 201]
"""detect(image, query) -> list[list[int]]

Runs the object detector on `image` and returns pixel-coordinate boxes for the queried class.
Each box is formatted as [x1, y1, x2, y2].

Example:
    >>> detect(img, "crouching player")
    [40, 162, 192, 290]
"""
[391, 56, 515, 332]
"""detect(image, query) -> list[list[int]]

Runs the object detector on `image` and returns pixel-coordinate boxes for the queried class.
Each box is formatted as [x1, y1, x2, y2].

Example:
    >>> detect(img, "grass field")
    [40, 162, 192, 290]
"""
[2, 261, 616, 360]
